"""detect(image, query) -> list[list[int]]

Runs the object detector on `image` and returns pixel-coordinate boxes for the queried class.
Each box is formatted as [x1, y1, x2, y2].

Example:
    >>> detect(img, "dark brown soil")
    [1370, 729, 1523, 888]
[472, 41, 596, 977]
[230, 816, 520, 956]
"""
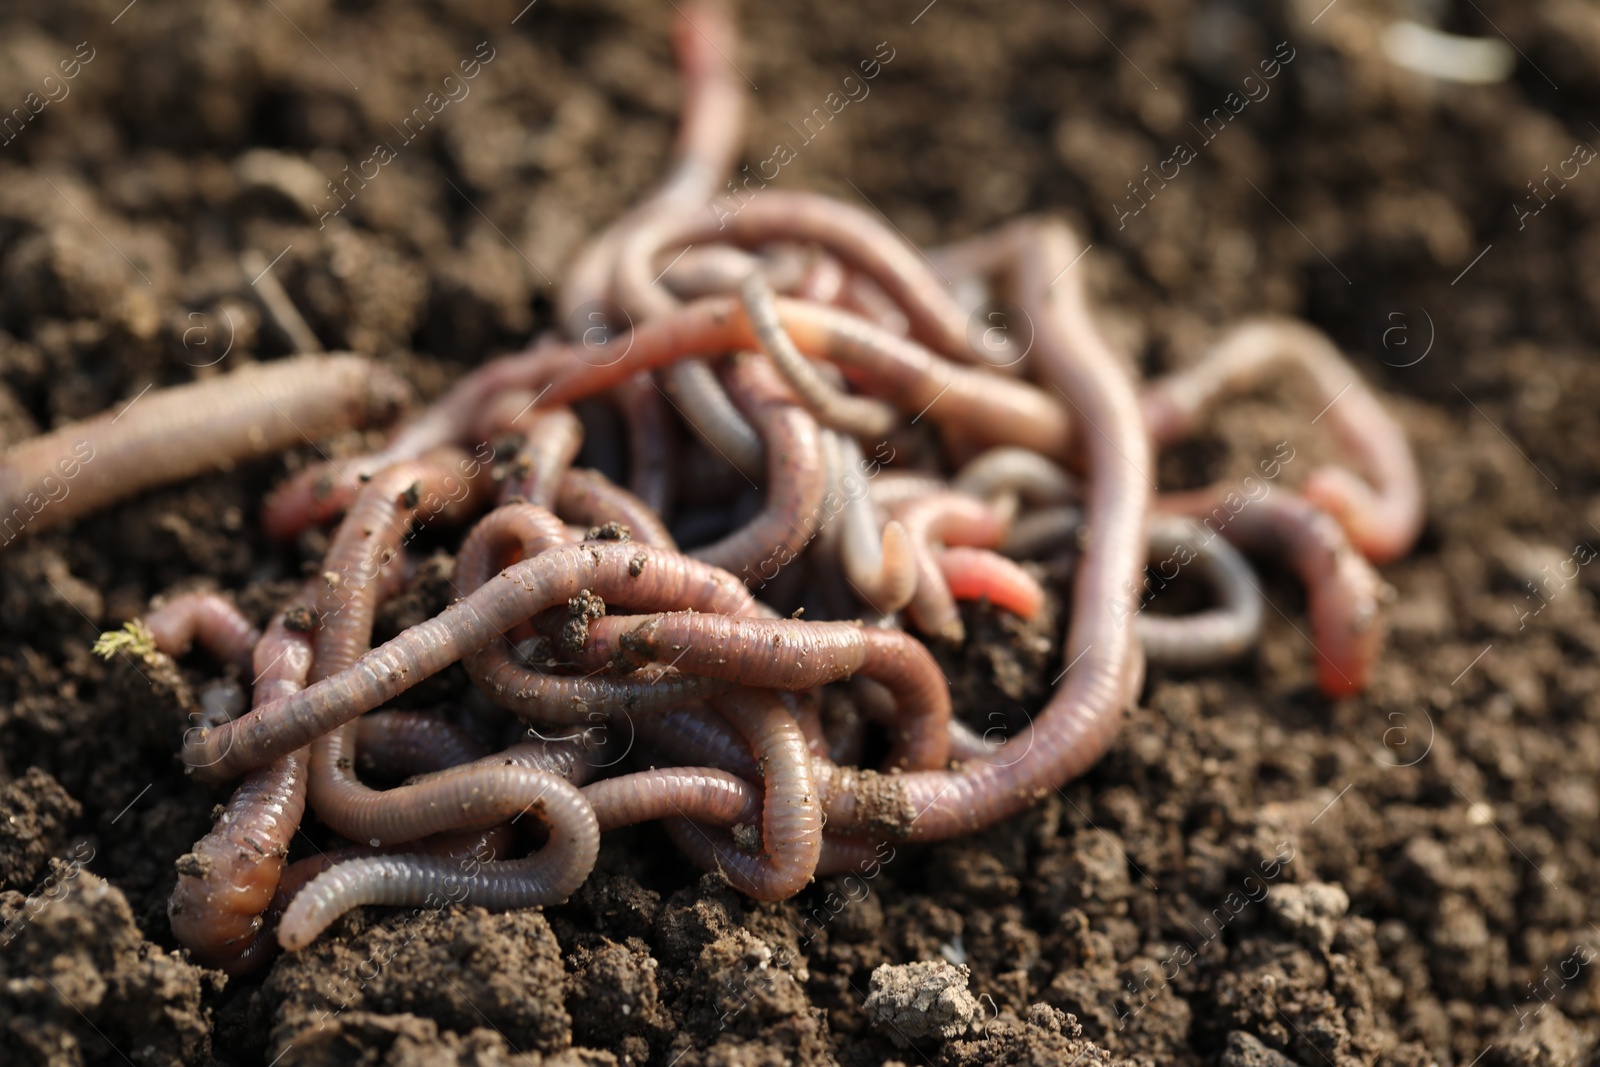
[2, 0, 1598, 1064]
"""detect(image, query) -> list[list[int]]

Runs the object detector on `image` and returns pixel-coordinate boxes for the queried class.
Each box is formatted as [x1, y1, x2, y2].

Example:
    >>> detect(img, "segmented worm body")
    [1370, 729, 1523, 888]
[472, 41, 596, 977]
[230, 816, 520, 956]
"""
[1141, 318, 1423, 563]
[166, 588, 316, 973]
[0, 355, 407, 546]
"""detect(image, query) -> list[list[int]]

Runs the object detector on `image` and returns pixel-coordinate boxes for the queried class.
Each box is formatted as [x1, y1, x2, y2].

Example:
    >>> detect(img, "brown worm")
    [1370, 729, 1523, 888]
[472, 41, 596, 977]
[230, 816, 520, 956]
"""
[144, 593, 260, 674]
[556, 467, 678, 550]
[539, 296, 1073, 459]
[500, 407, 584, 509]
[634, 702, 760, 780]
[277, 773, 599, 950]
[0, 354, 408, 547]
[632, 191, 984, 369]
[611, 374, 679, 515]
[557, 0, 744, 330]
[661, 687, 822, 901]
[740, 273, 898, 439]
[1133, 514, 1265, 669]
[308, 457, 499, 848]
[807, 220, 1152, 843]
[891, 491, 1010, 644]
[167, 588, 316, 974]
[260, 339, 565, 539]
[455, 502, 738, 723]
[583, 768, 761, 832]
[1141, 318, 1424, 564]
[185, 540, 758, 780]
[1158, 487, 1384, 696]
[600, 611, 951, 770]
[354, 712, 488, 781]
[688, 354, 827, 577]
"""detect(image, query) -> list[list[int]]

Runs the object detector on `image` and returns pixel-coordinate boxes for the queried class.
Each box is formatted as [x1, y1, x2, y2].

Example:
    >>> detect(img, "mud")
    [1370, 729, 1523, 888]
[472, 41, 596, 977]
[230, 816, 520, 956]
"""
[2, 0, 1599, 1064]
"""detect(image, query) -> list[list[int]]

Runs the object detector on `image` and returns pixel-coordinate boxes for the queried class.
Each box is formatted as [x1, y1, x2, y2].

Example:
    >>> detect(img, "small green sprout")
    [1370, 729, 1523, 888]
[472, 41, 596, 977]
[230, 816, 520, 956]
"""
[92, 620, 160, 664]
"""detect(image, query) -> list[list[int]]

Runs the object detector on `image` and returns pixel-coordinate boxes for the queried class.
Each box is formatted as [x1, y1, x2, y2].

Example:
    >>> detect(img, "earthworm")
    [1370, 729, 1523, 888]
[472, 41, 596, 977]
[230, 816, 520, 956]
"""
[1140, 318, 1424, 563]
[277, 770, 599, 950]
[952, 447, 1078, 507]
[740, 273, 898, 439]
[144, 593, 260, 673]
[659, 355, 766, 478]
[828, 433, 916, 615]
[640, 191, 983, 367]
[0, 354, 408, 546]
[186, 541, 762, 779]
[583, 768, 761, 832]
[796, 251, 847, 304]
[557, 1, 742, 327]
[660, 687, 822, 901]
[354, 712, 488, 781]
[1002, 504, 1085, 559]
[271, 825, 514, 920]
[687, 354, 827, 578]
[807, 219, 1151, 843]
[259, 339, 565, 539]
[556, 467, 678, 550]
[603, 612, 951, 770]
[838, 269, 913, 338]
[634, 702, 759, 779]
[568, 0, 764, 480]
[453, 500, 572, 592]
[539, 296, 1073, 458]
[501, 408, 584, 508]
[934, 547, 1046, 622]
[167, 590, 315, 974]
[1131, 515, 1265, 669]
[891, 491, 1010, 643]
[869, 471, 949, 510]
[1158, 486, 1384, 696]
[454, 501, 738, 722]
[611, 374, 679, 515]
[658, 244, 810, 301]
[309, 457, 494, 846]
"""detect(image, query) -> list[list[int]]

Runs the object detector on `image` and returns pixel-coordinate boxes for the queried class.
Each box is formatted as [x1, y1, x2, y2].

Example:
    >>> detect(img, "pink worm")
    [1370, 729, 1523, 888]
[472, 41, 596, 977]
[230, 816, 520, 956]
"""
[891, 491, 1010, 643]
[556, 467, 678, 550]
[144, 593, 260, 673]
[805, 220, 1151, 844]
[0, 354, 408, 546]
[1157, 487, 1384, 696]
[1141, 317, 1423, 564]
[454, 503, 736, 722]
[167, 587, 316, 974]
[184, 540, 758, 781]
[688, 354, 827, 577]
[661, 686, 823, 901]
[601, 612, 951, 771]
[935, 547, 1047, 622]
[539, 296, 1073, 459]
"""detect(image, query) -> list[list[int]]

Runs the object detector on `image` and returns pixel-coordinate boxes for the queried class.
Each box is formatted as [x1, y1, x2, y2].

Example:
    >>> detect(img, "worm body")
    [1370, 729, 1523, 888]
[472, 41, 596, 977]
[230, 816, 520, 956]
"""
[145, 593, 260, 673]
[1141, 318, 1423, 563]
[0, 355, 407, 546]
[167, 590, 316, 973]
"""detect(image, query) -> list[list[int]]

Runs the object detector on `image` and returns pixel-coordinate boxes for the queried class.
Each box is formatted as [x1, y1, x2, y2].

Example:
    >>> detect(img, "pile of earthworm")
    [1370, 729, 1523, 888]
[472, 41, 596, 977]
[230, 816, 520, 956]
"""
[0, 3, 1421, 973]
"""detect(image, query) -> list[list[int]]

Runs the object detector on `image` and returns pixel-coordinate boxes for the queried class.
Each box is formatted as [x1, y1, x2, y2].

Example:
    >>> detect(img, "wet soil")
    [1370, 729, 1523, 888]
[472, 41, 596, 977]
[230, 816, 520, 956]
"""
[3, 0, 1600, 1064]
